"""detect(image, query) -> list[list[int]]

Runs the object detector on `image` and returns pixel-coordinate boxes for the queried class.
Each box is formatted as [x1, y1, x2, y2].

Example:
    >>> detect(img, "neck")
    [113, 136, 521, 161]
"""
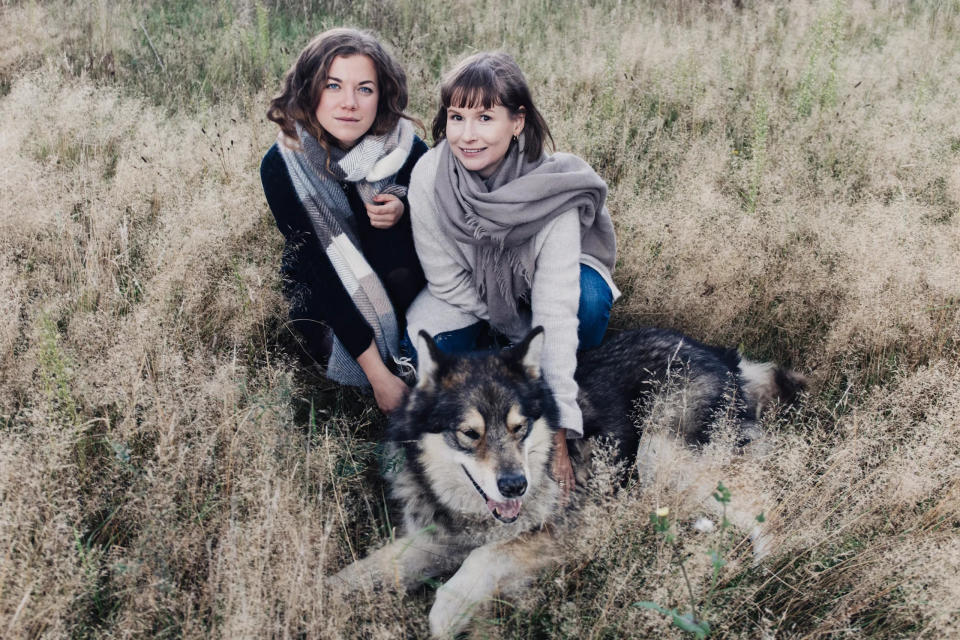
[477, 157, 506, 179]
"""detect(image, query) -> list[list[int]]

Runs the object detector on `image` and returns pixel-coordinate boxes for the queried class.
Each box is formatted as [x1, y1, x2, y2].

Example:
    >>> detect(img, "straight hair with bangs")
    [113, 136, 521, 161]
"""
[432, 52, 553, 162]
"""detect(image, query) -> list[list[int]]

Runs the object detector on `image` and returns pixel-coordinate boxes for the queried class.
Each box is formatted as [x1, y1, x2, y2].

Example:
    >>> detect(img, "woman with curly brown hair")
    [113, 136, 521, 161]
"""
[261, 28, 428, 413]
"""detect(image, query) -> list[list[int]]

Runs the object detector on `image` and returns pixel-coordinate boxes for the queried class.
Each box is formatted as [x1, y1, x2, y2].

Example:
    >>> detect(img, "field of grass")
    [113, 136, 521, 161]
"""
[2, 0, 959, 637]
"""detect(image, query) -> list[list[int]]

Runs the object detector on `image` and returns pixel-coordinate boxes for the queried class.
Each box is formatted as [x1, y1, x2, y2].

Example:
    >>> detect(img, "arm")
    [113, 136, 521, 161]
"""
[260, 145, 375, 359]
[530, 211, 583, 438]
[407, 152, 490, 320]
[531, 212, 583, 495]
[356, 340, 409, 413]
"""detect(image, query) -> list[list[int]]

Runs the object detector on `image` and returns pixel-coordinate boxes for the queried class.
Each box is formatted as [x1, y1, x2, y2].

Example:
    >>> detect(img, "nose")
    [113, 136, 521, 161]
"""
[342, 90, 357, 110]
[461, 118, 477, 141]
[497, 473, 527, 498]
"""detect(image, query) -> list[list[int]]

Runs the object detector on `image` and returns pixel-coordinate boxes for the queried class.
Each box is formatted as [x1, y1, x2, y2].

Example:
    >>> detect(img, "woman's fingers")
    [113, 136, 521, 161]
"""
[366, 195, 403, 228]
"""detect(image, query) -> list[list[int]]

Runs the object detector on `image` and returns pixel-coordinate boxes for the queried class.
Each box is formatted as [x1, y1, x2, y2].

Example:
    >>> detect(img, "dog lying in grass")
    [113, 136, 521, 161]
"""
[330, 327, 805, 637]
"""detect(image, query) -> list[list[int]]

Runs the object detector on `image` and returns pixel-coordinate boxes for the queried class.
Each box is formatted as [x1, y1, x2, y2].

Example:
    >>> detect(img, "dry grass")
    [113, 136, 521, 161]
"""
[2, 0, 959, 637]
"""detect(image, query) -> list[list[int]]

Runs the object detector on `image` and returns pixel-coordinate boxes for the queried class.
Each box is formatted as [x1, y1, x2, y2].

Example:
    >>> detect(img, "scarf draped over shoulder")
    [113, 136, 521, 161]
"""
[433, 137, 617, 336]
[277, 118, 414, 386]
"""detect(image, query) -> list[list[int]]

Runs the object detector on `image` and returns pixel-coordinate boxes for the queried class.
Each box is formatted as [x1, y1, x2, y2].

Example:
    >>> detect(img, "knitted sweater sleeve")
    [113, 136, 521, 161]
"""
[531, 211, 584, 437]
[408, 149, 490, 320]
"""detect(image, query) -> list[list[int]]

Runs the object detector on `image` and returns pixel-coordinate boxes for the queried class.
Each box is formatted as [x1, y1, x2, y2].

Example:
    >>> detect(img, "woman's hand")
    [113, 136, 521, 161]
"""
[356, 340, 410, 414]
[369, 371, 410, 414]
[552, 428, 575, 500]
[366, 193, 404, 229]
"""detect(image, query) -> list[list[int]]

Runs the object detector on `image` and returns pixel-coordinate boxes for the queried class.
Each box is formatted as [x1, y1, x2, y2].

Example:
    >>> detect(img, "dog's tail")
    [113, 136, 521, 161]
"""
[737, 358, 807, 418]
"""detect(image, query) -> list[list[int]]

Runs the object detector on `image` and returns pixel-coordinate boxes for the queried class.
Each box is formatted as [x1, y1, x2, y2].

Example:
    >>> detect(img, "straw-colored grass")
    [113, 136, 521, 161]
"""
[2, 0, 958, 637]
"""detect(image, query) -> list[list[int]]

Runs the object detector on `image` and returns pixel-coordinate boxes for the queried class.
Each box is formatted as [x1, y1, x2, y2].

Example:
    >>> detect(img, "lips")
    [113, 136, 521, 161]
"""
[459, 147, 486, 155]
[461, 466, 522, 523]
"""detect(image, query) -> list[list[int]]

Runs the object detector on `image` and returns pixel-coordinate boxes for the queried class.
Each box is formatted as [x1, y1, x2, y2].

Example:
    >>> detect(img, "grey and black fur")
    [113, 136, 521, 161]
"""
[330, 327, 805, 638]
[577, 327, 806, 460]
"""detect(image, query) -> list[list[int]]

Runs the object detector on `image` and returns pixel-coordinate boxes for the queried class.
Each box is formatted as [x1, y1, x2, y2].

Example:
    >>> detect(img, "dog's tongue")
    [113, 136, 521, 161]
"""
[488, 498, 522, 520]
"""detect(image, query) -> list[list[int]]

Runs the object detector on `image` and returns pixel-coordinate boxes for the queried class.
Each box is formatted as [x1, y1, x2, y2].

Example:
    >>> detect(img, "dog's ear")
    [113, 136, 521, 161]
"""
[508, 326, 545, 379]
[415, 330, 445, 389]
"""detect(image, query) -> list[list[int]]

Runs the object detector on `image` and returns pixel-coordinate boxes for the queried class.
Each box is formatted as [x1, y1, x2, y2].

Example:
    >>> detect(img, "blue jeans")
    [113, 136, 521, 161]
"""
[577, 263, 614, 349]
[404, 264, 613, 360]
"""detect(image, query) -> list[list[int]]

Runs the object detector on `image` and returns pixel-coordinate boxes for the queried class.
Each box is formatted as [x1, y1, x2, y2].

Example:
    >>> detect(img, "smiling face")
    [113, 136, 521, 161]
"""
[445, 103, 525, 178]
[314, 54, 379, 149]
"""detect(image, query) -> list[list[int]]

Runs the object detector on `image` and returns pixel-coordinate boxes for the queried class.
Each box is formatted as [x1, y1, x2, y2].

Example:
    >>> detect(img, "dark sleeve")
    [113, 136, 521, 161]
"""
[260, 144, 375, 359]
[397, 136, 430, 215]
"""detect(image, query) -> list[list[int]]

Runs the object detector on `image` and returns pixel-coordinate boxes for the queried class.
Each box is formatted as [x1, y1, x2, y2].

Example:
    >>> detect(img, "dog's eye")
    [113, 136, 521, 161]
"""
[508, 421, 527, 435]
[462, 429, 481, 440]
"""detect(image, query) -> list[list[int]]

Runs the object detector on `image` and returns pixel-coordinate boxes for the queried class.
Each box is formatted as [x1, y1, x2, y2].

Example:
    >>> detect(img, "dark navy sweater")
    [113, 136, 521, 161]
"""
[260, 137, 429, 361]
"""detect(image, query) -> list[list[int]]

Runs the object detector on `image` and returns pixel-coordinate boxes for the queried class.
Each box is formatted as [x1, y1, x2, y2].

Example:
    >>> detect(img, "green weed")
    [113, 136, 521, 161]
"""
[635, 483, 766, 638]
[37, 315, 79, 426]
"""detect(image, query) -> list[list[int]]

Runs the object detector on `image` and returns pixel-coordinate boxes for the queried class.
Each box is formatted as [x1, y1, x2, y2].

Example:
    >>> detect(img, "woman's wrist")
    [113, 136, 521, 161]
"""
[356, 340, 393, 383]
[553, 429, 569, 456]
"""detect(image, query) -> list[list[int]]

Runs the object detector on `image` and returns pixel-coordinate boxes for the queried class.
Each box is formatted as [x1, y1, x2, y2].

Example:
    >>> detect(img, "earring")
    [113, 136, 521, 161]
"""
[511, 134, 519, 143]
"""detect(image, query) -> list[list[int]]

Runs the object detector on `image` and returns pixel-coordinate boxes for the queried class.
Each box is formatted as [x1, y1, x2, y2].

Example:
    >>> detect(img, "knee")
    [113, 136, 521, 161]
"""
[578, 289, 611, 326]
[384, 267, 422, 314]
[580, 269, 612, 318]
[577, 266, 613, 349]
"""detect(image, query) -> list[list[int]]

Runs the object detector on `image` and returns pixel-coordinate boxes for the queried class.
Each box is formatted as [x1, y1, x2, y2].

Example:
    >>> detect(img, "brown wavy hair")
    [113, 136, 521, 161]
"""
[431, 52, 554, 162]
[267, 28, 416, 151]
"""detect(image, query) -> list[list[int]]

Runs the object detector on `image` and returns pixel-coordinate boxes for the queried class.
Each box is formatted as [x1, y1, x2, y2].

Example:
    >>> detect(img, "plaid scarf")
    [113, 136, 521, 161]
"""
[277, 118, 414, 386]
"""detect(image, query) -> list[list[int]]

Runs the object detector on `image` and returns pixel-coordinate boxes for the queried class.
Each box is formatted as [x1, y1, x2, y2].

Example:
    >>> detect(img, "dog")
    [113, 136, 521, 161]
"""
[330, 326, 805, 637]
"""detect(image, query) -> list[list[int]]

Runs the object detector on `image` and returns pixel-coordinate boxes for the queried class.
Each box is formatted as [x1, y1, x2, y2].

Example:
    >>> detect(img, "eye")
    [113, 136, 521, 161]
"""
[508, 419, 529, 436]
[325, 82, 340, 90]
[462, 429, 480, 440]
[358, 86, 374, 95]
[479, 114, 492, 122]
[448, 113, 463, 121]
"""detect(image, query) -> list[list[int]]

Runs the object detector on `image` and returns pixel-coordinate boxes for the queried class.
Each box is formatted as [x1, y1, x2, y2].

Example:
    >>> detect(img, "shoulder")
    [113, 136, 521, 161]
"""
[410, 142, 443, 188]
[408, 146, 445, 231]
[260, 142, 290, 190]
[396, 135, 430, 187]
[410, 135, 429, 161]
[534, 209, 581, 254]
[260, 142, 281, 175]
[546, 150, 594, 170]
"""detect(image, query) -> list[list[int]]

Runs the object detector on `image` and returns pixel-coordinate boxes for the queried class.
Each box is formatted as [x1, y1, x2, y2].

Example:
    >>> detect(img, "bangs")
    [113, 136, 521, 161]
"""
[442, 65, 503, 110]
[432, 51, 552, 160]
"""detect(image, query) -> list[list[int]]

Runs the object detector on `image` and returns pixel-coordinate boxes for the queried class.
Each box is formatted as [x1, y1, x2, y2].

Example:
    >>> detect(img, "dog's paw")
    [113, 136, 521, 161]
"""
[428, 589, 475, 639]
[429, 553, 501, 637]
[324, 561, 371, 598]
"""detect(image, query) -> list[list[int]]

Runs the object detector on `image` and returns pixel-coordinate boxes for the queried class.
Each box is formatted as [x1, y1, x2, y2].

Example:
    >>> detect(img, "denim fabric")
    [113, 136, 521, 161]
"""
[406, 264, 613, 365]
[577, 264, 614, 350]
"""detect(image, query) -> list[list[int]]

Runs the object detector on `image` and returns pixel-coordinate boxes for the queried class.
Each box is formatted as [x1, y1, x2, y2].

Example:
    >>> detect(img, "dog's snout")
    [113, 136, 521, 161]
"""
[497, 473, 527, 498]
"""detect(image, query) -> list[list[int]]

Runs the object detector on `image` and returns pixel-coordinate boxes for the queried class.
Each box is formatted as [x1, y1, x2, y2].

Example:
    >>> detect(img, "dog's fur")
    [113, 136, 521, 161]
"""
[330, 327, 805, 637]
